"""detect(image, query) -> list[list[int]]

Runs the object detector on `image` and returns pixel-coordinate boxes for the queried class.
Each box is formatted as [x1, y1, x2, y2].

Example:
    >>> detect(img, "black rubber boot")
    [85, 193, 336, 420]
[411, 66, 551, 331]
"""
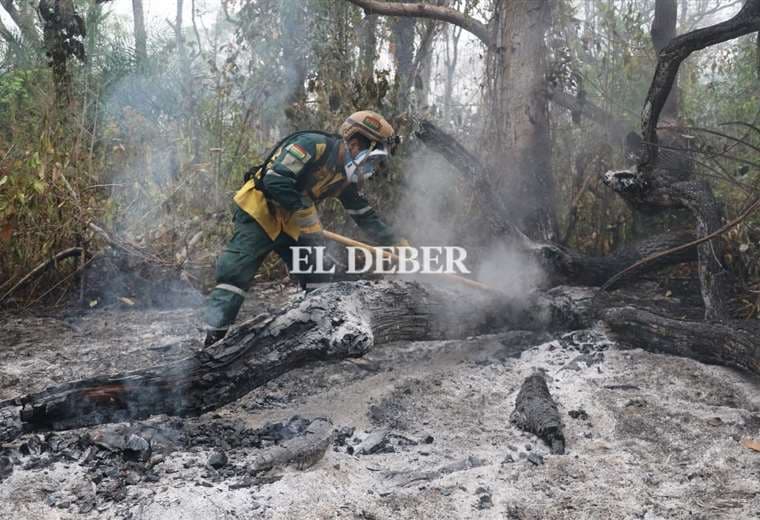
[203, 329, 227, 347]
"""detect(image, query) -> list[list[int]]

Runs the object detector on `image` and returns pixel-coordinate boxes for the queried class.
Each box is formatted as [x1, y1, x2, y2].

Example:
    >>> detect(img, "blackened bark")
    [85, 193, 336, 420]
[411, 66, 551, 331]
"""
[510, 373, 565, 454]
[603, 170, 733, 319]
[602, 306, 760, 374]
[640, 0, 760, 170]
[39, 0, 87, 106]
[651, 0, 679, 119]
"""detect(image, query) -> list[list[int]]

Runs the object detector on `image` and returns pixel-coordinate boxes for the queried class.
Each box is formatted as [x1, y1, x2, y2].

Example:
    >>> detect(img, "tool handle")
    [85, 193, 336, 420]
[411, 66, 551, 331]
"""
[321, 230, 495, 293]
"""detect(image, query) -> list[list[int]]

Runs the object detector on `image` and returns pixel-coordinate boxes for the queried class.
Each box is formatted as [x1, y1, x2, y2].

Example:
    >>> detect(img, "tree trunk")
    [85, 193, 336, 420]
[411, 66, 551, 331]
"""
[484, 0, 557, 242]
[281, 0, 308, 106]
[442, 23, 462, 126]
[40, 0, 85, 108]
[415, 120, 698, 286]
[3, 280, 566, 439]
[651, 0, 679, 120]
[391, 15, 416, 113]
[359, 12, 378, 79]
[602, 305, 760, 374]
[132, 0, 147, 72]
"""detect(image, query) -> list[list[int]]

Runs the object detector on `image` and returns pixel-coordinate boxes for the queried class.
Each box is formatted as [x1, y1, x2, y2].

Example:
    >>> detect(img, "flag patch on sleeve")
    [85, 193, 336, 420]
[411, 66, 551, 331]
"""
[280, 143, 311, 173]
[287, 144, 310, 162]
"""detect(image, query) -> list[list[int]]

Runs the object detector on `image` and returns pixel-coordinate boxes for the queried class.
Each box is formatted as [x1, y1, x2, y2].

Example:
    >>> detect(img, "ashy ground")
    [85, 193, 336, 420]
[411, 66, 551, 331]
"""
[1, 283, 759, 520]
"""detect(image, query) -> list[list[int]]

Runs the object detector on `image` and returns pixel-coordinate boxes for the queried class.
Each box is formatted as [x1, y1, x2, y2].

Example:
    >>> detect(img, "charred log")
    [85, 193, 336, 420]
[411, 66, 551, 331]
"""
[0, 280, 583, 442]
[603, 171, 735, 319]
[510, 373, 565, 455]
[602, 306, 760, 375]
[538, 230, 696, 287]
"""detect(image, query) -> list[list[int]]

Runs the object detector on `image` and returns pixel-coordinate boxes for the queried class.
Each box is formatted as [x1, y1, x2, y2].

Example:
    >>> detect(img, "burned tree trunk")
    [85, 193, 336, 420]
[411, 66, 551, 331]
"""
[639, 0, 760, 169]
[602, 306, 760, 374]
[2, 280, 570, 441]
[485, 0, 557, 241]
[651, 0, 679, 120]
[416, 120, 698, 287]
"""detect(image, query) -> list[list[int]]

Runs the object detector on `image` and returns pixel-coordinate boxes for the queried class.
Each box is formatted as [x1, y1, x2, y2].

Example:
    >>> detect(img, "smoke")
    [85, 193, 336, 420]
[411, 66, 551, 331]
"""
[395, 145, 545, 305]
[396, 149, 463, 247]
[474, 243, 545, 302]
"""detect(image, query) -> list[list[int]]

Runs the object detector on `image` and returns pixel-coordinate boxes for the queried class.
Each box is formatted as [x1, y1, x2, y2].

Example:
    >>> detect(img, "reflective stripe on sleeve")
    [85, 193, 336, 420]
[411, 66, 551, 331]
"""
[346, 206, 372, 216]
[215, 283, 247, 297]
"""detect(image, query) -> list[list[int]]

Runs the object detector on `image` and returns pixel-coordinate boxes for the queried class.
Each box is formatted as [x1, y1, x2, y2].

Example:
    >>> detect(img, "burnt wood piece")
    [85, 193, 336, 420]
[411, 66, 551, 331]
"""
[510, 373, 565, 455]
[602, 306, 760, 374]
[603, 171, 734, 319]
[0, 281, 590, 443]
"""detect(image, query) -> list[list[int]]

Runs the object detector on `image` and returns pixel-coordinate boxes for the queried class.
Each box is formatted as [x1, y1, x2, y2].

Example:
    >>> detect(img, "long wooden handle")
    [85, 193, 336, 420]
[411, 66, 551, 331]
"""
[321, 230, 495, 293]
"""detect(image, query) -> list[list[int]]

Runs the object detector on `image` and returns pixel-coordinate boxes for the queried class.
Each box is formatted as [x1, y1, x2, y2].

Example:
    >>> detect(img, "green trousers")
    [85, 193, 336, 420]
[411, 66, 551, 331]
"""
[204, 207, 296, 331]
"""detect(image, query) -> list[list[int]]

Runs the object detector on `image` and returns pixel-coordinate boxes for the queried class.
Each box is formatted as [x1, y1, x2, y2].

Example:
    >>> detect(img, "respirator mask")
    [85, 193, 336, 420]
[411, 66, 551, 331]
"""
[344, 143, 389, 187]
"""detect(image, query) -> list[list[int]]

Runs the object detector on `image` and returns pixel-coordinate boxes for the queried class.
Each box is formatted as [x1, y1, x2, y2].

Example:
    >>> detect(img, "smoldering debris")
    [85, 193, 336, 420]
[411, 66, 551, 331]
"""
[0, 415, 334, 513]
[510, 373, 566, 455]
[82, 249, 203, 310]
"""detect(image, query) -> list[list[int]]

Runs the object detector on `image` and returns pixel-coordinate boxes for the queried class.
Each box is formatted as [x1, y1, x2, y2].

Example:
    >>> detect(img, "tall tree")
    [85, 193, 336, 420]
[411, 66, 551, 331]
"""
[391, 15, 416, 112]
[132, 0, 147, 72]
[39, 0, 87, 106]
[484, 0, 556, 241]
[345, 0, 558, 241]
[359, 12, 378, 79]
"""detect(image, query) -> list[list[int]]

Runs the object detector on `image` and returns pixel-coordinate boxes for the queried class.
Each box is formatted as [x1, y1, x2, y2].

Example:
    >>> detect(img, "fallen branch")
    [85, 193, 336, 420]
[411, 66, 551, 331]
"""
[598, 196, 760, 294]
[0, 247, 83, 304]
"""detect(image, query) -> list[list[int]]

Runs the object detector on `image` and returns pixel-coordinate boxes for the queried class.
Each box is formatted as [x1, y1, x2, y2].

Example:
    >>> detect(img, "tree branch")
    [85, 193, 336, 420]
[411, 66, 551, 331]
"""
[640, 0, 760, 170]
[344, 0, 492, 46]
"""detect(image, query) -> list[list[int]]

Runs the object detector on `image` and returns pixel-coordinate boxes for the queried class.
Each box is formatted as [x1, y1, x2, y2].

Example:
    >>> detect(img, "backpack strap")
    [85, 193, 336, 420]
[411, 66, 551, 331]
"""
[243, 130, 339, 182]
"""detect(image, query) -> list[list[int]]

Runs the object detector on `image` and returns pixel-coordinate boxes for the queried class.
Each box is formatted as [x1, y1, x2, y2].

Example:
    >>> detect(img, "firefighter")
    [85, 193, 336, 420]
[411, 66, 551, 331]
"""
[202, 111, 406, 346]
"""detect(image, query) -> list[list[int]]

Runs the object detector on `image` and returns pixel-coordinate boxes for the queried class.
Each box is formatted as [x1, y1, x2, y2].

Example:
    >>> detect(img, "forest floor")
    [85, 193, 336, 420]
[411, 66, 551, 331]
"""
[1, 282, 759, 520]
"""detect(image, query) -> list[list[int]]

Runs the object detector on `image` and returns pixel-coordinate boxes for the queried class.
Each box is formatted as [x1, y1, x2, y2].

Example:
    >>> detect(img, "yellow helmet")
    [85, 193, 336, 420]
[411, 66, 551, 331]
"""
[340, 110, 397, 148]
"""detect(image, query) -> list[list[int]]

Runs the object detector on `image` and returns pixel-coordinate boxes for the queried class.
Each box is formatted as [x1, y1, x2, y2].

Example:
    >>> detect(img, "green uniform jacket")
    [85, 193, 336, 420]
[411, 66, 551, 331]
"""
[233, 132, 396, 245]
